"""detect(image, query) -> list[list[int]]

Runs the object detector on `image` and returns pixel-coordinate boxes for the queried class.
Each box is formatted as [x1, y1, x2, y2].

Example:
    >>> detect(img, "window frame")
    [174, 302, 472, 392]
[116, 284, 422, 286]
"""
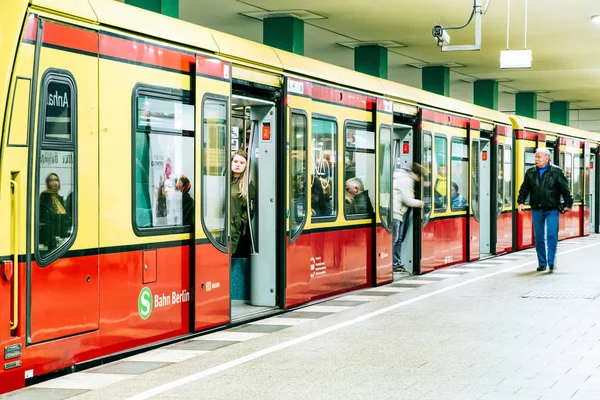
[34, 68, 78, 267]
[130, 83, 195, 237]
[433, 133, 448, 212]
[503, 145, 513, 208]
[524, 147, 536, 205]
[289, 109, 308, 244]
[450, 137, 468, 212]
[497, 143, 505, 214]
[573, 154, 583, 202]
[343, 119, 375, 220]
[378, 124, 393, 232]
[310, 113, 338, 223]
[201, 93, 229, 252]
[422, 131, 433, 224]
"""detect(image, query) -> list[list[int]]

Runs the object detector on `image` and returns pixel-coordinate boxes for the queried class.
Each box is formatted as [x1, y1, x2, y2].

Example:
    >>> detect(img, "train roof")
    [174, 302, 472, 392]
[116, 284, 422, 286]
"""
[509, 115, 600, 143]
[31, 0, 512, 127]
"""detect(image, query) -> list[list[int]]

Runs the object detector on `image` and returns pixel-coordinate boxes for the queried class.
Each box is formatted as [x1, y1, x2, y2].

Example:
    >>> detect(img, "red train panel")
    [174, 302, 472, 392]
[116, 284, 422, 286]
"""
[496, 212, 513, 254]
[285, 227, 371, 308]
[194, 243, 229, 331]
[421, 217, 467, 273]
[517, 210, 534, 250]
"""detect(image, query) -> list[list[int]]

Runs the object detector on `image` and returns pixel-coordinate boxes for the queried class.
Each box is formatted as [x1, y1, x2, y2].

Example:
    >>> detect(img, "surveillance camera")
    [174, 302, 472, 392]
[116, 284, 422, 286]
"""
[432, 25, 450, 47]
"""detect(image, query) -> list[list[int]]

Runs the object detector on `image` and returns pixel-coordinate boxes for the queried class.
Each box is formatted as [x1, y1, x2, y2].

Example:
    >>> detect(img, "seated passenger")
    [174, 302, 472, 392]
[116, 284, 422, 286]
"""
[176, 175, 194, 225]
[434, 165, 447, 208]
[311, 176, 332, 217]
[345, 177, 374, 214]
[451, 182, 467, 209]
[39, 173, 70, 252]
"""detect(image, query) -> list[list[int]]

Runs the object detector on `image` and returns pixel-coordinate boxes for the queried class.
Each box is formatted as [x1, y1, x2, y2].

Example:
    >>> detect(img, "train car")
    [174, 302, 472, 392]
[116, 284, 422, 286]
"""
[1, 0, 599, 393]
[510, 116, 599, 250]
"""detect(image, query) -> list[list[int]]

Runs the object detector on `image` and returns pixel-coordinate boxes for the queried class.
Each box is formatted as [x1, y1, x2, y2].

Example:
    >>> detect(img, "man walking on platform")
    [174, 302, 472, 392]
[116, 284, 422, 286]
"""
[517, 148, 572, 272]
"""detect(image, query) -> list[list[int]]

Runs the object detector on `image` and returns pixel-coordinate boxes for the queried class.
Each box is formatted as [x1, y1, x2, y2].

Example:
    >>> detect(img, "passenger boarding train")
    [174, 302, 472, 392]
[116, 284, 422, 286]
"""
[0, 0, 598, 392]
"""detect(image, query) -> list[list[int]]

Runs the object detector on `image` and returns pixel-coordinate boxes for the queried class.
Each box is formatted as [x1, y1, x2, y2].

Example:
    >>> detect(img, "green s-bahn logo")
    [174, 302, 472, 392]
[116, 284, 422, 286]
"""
[138, 287, 153, 320]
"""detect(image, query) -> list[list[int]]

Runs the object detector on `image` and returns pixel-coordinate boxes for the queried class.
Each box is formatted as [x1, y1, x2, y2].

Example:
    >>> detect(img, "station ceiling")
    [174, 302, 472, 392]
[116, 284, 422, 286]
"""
[170, 0, 600, 115]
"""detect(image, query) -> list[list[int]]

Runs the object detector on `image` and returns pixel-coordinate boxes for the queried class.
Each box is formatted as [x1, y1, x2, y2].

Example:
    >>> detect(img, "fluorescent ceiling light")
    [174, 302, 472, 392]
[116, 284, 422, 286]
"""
[592, 15, 600, 23]
[500, 50, 532, 69]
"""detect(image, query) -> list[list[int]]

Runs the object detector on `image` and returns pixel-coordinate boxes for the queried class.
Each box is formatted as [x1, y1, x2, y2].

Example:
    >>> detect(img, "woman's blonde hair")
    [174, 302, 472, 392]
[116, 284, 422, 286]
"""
[232, 149, 249, 198]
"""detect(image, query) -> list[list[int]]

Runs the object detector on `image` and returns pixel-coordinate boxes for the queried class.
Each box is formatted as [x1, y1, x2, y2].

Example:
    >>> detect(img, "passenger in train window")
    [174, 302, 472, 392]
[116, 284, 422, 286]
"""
[434, 164, 447, 208]
[311, 176, 332, 217]
[450, 182, 467, 209]
[231, 150, 256, 257]
[345, 177, 373, 214]
[176, 175, 194, 225]
[517, 148, 573, 273]
[392, 164, 424, 272]
[39, 173, 70, 253]
[345, 152, 356, 180]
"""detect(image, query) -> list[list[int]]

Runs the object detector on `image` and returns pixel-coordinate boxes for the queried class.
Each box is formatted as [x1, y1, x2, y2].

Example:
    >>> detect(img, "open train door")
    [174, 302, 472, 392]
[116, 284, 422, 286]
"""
[583, 141, 592, 236]
[25, 18, 100, 344]
[373, 98, 394, 285]
[467, 119, 481, 261]
[193, 55, 232, 331]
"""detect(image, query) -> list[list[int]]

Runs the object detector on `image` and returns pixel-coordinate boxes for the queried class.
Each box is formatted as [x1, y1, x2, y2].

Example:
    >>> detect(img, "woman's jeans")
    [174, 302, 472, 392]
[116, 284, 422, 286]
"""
[392, 218, 403, 266]
[532, 209, 559, 267]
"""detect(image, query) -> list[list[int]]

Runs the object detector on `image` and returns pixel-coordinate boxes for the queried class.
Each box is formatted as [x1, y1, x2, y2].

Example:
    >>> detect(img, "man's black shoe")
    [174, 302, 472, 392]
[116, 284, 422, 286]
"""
[548, 264, 554, 273]
[536, 265, 547, 272]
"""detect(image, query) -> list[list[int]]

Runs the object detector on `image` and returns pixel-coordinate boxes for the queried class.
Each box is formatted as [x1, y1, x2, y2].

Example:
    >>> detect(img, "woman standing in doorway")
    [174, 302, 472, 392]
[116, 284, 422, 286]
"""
[231, 150, 256, 257]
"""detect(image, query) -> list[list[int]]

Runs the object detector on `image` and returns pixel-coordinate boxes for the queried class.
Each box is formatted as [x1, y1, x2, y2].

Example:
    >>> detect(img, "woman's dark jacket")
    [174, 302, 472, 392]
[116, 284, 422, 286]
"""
[230, 178, 256, 256]
[517, 164, 573, 211]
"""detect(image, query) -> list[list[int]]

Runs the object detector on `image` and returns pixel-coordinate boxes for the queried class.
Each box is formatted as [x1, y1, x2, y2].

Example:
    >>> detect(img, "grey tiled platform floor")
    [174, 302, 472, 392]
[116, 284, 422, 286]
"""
[5, 235, 600, 400]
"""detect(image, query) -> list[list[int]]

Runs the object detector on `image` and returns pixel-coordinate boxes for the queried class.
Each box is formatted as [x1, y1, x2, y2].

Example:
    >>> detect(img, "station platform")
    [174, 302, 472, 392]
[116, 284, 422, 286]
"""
[4, 235, 600, 400]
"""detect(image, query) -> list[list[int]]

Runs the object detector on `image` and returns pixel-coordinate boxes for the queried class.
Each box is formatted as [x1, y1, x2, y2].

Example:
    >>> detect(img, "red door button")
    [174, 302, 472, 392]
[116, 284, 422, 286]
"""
[262, 124, 271, 141]
[482, 151, 488, 161]
[402, 142, 410, 154]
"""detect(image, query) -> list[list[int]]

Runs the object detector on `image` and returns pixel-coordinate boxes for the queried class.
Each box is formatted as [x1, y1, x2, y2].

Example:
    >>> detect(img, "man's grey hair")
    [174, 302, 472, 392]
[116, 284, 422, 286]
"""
[346, 177, 364, 191]
[536, 148, 552, 158]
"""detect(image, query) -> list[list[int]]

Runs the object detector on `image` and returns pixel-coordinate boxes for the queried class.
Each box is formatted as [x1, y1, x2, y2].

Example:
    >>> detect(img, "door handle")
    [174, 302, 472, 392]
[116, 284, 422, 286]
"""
[10, 180, 19, 331]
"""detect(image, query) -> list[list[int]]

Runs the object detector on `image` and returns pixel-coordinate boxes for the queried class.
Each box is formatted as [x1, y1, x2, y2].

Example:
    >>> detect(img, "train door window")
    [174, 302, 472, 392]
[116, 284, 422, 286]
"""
[311, 116, 337, 220]
[132, 85, 195, 236]
[422, 132, 433, 218]
[201, 97, 227, 249]
[497, 144, 504, 214]
[565, 153, 573, 191]
[379, 125, 392, 230]
[559, 151, 565, 170]
[524, 148, 536, 205]
[344, 121, 375, 217]
[434, 135, 448, 211]
[573, 155, 583, 202]
[35, 70, 77, 264]
[290, 111, 308, 241]
[450, 139, 468, 211]
[504, 146, 513, 207]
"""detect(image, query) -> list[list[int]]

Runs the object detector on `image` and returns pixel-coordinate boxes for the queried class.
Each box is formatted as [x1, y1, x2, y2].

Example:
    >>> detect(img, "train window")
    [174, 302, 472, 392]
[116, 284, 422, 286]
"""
[344, 121, 375, 217]
[133, 85, 195, 236]
[422, 132, 433, 218]
[311, 116, 337, 220]
[565, 153, 573, 192]
[35, 70, 78, 265]
[504, 146, 512, 207]
[378, 125, 392, 230]
[573, 155, 583, 202]
[290, 111, 308, 241]
[471, 140, 480, 221]
[497, 144, 504, 214]
[450, 139, 468, 211]
[434, 135, 447, 211]
[202, 97, 227, 249]
[523, 148, 536, 205]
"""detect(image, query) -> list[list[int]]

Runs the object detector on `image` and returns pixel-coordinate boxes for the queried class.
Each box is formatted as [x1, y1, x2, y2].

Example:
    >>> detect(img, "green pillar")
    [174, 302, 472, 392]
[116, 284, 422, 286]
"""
[473, 80, 498, 110]
[263, 17, 304, 55]
[515, 92, 537, 119]
[354, 45, 388, 79]
[550, 101, 570, 126]
[422, 66, 449, 96]
[125, 0, 178, 18]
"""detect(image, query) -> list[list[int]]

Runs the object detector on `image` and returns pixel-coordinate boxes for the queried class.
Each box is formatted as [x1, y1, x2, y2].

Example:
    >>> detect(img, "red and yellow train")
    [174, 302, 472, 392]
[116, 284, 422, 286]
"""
[0, 0, 598, 393]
